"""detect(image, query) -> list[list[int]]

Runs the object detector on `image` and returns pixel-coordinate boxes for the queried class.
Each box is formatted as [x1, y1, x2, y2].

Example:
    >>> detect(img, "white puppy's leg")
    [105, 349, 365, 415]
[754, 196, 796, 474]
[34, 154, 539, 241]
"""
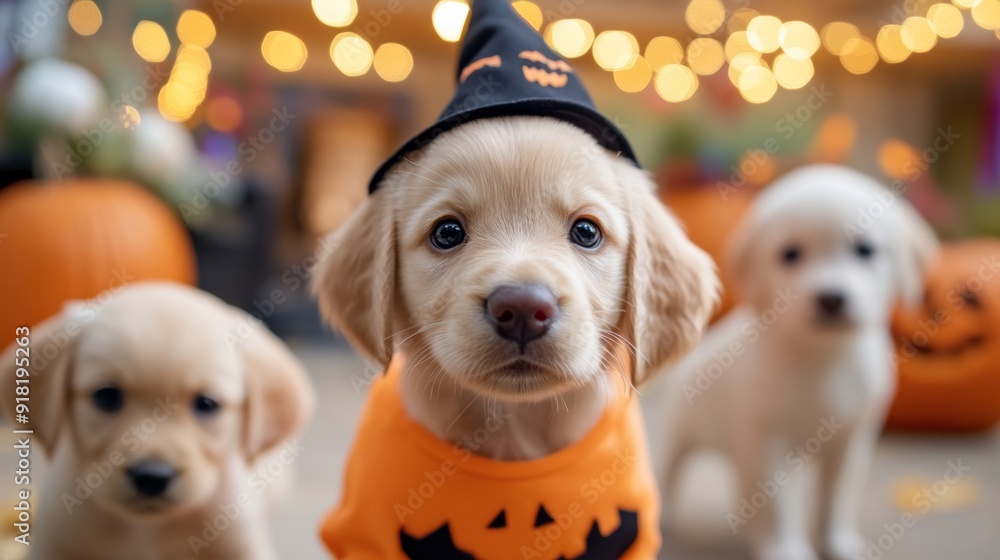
[817, 423, 877, 560]
[735, 434, 818, 560]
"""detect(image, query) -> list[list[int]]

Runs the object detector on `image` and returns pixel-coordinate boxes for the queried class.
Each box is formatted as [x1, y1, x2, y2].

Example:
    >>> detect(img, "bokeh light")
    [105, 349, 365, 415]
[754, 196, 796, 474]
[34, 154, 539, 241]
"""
[545, 19, 595, 59]
[373, 43, 414, 82]
[205, 96, 243, 132]
[614, 56, 652, 92]
[840, 37, 878, 74]
[727, 8, 759, 34]
[972, 0, 1000, 29]
[747, 15, 783, 53]
[132, 21, 171, 63]
[68, 0, 102, 36]
[687, 38, 724, 75]
[645, 36, 684, 70]
[773, 53, 813, 89]
[879, 139, 920, 180]
[821, 22, 861, 56]
[512, 1, 543, 31]
[593, 31, 639, 71]
[725, 31, 761, 62]
[655, 64, 698, 102]
[432, 0, 470, 42]
[779, 21, 819, 60]
[738, 64, 777, 103]
[953, 0, 982, 8]
[262, 31, 308, 72]
[877, 25, 912, 63]
[177, 10, 216, 48]
[900, 17, 938, 53]
[331, 32, 374, 76]
[728, 52, 765, 86]
[312, 0, 358, 27]
[928, 3, 965, 38]
[685, 0, 726, 35]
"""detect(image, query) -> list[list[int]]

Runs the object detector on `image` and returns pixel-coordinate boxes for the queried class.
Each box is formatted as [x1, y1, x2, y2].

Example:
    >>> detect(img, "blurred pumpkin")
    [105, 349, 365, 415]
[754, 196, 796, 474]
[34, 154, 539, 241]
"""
[888, 238, 1000, 431]
[657, 161, 756, 322]
[0, 180, 196, 347]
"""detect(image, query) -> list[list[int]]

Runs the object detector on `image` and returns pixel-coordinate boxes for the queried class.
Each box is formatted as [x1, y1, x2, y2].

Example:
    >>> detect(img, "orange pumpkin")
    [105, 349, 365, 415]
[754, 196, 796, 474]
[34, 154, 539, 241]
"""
[658, 181, 754, 323]
[0, 180, 196, 347]
[888, 238, 1000, 431]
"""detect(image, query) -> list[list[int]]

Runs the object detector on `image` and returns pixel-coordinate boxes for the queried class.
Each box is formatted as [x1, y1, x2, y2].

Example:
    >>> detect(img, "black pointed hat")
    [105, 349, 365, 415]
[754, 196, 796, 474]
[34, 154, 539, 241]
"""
[368, 0, 639, 192]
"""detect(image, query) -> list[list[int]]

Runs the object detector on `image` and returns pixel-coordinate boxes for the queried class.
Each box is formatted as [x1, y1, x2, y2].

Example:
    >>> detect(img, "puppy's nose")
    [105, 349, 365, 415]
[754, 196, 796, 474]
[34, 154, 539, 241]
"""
[127, 462, 176, 497]
[486, 284, 558, 349]
[817, 292, 846, 316]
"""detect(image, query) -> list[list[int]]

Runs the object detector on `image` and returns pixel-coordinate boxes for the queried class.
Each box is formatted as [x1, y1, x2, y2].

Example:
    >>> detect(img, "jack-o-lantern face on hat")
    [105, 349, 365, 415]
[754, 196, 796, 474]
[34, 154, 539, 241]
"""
[889, 238, 1000, 431]
[400, 504, 639, 560]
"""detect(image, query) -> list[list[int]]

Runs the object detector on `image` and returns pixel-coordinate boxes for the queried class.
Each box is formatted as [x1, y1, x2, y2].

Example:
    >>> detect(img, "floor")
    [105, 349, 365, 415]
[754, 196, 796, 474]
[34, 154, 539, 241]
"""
[2, 345, 997, 559]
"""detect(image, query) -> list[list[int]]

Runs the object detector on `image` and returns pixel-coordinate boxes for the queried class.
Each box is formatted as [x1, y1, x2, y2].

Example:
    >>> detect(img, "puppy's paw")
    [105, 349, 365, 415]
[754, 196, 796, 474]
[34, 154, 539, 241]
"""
[755, 538, 819, 560]
[823, 528, 865, 560]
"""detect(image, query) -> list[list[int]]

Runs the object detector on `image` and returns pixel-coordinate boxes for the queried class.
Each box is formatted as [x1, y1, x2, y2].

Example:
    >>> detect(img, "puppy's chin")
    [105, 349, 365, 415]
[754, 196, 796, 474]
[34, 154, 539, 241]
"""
[463, 359, 583, 402]
[96, 495, 194, 522]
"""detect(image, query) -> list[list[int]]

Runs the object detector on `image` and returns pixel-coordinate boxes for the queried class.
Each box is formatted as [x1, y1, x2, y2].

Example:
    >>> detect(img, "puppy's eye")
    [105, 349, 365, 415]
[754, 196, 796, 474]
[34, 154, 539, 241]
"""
[430, 219, 465, 250]
[854, 241, 875, 260]
[193, 395, 220, 416]
[780, 245, 802, 266]
[570, 219, 602, 248]
[92, 386, 124, 413]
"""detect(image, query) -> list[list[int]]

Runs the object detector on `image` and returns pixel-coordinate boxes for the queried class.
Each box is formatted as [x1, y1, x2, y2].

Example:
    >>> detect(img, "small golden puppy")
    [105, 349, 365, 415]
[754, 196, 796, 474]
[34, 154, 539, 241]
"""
[0, 282, 314, 560]
[315, 116, 718, 558]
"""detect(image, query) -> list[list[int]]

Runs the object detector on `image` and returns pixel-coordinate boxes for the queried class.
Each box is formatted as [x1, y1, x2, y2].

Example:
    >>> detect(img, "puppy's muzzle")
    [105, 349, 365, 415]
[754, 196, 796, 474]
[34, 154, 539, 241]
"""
[126, 461, 177, 497]
[485, 283, 557, 350]
[817, 291, 847, 318]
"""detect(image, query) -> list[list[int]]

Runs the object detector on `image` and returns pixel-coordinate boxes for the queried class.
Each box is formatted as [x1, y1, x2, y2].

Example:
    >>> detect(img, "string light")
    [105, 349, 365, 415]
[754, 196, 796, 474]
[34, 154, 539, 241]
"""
[614, 56, 652, 92]
[313, 0, 358, 27]
[685, 0, 726, 35]
[645, 36, 684, 70]
[374, 43, 414, 82]
[68, 0, 102, 36]
[773, 53, 813, 89]
[654, 64, 698, 102]
[727, 8, 759, 34]
[821, 22, 861, 56]
[900, 17, 937, 53]
[778, 21, 819, 60]
[725, 31, 761, 62]
[687, 38, 724, 75]
[262, 31, 308, 72]
[545, 19, 595, 58]
[331, 32, 374, 76]
[840, 37, 878, 74]
[876, 25, 911, 63]
[746, 15, 782, 53]
[432, 0, 470, 42]
[593, 30, 639, 71]
[177, 10, 216, 49]
[928, 3, 964, 38]
[738, 63, 777, 103]
[971, 0, 1000, 29]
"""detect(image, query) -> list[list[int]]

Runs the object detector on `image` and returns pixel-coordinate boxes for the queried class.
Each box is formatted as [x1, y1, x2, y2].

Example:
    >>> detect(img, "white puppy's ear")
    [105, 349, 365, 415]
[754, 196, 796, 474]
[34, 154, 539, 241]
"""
[617, 162, 719, 385]
[0, 304, 85, 457]
[312, 188, 397, 366]
[890, 198, 939, 308]
[240, 321, 315, 462]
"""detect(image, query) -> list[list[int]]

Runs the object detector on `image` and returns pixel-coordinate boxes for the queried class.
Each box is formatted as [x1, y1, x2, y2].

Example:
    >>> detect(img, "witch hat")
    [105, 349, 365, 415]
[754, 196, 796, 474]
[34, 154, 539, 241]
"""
[368, 0, 639, 192]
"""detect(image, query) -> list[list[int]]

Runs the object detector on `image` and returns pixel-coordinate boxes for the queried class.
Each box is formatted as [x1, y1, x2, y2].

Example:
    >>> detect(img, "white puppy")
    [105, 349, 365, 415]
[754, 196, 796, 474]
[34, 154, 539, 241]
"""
[652, 165, 938, 560]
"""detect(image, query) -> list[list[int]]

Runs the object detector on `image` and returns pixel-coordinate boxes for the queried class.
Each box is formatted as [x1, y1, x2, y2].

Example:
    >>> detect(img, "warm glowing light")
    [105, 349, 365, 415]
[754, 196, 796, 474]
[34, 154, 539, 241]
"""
[373, 43, 414, 82]
[545, 19, 594, 59]
[879, 139, 920, 180]
[158, 82, 197, 122]
[593, 30, 639, 71]
[205, 96, 243, 132]
[972, 0, 1000, 29]
[821, 22, 861, 56]
[512, 1, 543, 31]
[177, 10, 215, 48]
[811, 113, 857, 162]
[727, 8, 759, 34]
[953, 0, 982, 8]
[725, 31, 761, 62]
[645, 36, 684, 70]
[262, 31, 308, 72]
[68, 0, 102, 36]
[738, 64, 777, 103]
[728, 52, 765, 85]
[120, 105, 141, 129]
[840, 37, 878, 74]
[685, 0, 726, 35]
[132, 21, 171, 63]
[773, 54, 813, 89]
[747, 15, 782, 53]
[876, 25, 912, 63]
[432, 0, 470, 42]
[779, 21, 819, 60]
[614, 56, 651, 92]
[687, 38, 724, 75]
[901, 17, 938, 52]
[312, 0, 358, 27]
[928, 3, 965, 37]
[331, 32, 373, 76]
[655, 64, 698, 102]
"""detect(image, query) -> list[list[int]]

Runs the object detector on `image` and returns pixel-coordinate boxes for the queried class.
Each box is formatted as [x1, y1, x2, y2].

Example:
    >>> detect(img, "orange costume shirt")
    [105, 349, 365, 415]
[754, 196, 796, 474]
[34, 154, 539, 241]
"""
[320, 358, 660, 560]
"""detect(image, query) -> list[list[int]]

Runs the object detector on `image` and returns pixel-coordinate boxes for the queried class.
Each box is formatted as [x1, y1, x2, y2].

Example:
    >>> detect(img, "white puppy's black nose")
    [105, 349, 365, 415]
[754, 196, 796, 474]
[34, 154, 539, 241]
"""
[127, 462, 176, 497]
[486, 284, 557, 349]
[817, 292, 846, 316]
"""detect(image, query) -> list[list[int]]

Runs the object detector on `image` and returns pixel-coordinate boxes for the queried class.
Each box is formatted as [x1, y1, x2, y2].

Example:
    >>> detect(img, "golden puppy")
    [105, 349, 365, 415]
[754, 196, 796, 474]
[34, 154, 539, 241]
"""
[0, 282, 314, 560]
[314, 116, 718, 558]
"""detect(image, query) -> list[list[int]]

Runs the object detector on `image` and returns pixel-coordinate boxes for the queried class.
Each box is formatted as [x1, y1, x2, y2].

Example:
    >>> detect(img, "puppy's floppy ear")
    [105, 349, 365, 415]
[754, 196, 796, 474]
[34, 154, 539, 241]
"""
[617, 162, 719, 385]
[240, 320, 315, 462]
[0, 305, 83, 457]
[889, 196, 939, 308]
[312, 187, 397, 366]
